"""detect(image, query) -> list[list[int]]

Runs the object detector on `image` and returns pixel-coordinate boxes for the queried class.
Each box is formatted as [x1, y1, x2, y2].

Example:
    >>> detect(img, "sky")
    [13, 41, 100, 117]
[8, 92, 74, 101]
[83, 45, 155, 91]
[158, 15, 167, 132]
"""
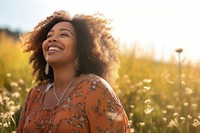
[1, 0, 200, 62]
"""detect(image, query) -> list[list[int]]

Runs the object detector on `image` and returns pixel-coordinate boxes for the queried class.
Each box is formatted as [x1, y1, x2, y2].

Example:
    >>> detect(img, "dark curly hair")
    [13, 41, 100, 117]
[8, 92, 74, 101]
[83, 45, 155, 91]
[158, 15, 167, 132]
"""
[21, 10, 119, 85]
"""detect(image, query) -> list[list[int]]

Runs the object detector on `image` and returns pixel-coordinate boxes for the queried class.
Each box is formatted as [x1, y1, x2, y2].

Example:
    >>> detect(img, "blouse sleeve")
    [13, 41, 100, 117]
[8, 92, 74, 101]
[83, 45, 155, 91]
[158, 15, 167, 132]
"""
[85, 78, 130, 133]
[16, 88, 34, 133]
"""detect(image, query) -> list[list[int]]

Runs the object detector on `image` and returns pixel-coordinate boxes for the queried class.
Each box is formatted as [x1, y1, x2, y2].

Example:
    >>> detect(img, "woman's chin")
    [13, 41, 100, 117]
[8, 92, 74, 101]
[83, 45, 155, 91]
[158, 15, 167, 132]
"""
[46, 59, 59, 65]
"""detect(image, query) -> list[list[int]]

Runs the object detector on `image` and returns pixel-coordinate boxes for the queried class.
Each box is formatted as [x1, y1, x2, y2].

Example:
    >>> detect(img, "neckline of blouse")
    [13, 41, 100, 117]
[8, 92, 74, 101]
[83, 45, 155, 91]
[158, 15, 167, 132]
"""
[40, 76, 89, 111]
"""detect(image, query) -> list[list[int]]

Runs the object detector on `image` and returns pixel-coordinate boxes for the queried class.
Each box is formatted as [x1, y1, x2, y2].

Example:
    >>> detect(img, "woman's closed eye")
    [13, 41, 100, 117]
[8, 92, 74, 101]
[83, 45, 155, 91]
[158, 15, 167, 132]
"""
[46, 33, 69, 39]
[60, 33, 69, 37]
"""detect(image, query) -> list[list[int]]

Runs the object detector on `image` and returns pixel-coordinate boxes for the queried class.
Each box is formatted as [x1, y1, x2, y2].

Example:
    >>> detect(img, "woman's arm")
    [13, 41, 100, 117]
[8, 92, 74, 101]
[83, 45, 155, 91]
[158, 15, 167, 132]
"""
[16, 88, 34, 133]
[85, 77, 130, 133]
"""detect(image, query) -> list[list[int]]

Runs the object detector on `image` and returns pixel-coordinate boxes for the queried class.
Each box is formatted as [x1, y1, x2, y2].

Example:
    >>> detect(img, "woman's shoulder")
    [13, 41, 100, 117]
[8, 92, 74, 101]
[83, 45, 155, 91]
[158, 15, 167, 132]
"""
[83, 73, 123, 108]
[84, 74, 120, 100]
[84, 73, 111, 90]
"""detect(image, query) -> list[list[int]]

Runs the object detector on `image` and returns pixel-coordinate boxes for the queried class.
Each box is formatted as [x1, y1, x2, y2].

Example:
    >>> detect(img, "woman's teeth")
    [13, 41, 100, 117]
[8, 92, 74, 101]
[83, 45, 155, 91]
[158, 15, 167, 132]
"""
[48, 46, 62, 52]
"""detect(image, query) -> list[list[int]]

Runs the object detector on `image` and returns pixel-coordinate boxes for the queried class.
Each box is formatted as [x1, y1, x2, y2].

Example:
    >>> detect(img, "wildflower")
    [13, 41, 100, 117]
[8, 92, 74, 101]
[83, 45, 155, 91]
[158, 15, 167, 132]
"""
[173, 112, 179, 117]
[18, 87, 22, 91]
[143, 86, 151, 91]
[188, 115, 192, 119]
[144, 106, 154, 114]
[18, 78, 24, 85]
[10, 105, 20, 112]
[181, 81, 185, 85]
[143, 86, 151, 92]
[10, 82, 18, 88]
[143, 79, 152, 83]
[198, 115, 200, 119]
[180, 117, 186, 121]
[3, 96, 10, 103]
[3, 122, 10, 127]
[183, 102, 189, 106]
[167, 105, 175, 110]
[130, 128, 135, 133]
[129, 120, 133, 125]
[129, 113, 134, 118]
[12, 92, 20, 98]
[168, 118, 179, 128]
[163, 117, 167, 121]
[7, 101, 15, 107]
[26, 88, 31, 92]
[139, 122, 145, 126]
[185, 87, 193, 95]
[162, 110, 167, 114]
[144, 99, 151, 104]
[192, 119, 200, 127]
[191, 104, 198, 110]
[130, 105, 135, 109]
[6, 73, 11, 77]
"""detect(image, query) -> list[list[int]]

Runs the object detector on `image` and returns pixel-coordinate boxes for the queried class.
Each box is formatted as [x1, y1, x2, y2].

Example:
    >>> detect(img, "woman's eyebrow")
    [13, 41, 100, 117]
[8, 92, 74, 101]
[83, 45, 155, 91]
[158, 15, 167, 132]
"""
[60, 28, 74, 36]
[48, 28, 74, 36]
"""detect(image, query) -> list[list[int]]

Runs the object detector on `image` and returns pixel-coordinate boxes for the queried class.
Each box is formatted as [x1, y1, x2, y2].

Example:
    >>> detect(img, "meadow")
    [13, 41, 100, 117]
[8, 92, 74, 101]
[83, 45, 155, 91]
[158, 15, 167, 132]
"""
[0, 32, 200, 133]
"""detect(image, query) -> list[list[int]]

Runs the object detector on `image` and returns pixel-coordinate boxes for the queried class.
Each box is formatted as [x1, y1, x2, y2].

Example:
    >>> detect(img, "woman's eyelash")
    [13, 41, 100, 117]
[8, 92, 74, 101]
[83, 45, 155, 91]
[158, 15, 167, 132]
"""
[61, 34, 69, 36]
[46, 33, 69, 38]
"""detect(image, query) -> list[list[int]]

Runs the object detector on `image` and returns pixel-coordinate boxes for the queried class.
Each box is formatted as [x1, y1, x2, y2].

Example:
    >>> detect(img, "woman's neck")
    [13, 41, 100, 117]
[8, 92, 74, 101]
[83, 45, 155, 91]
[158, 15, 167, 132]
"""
[52, 63, 76, 91]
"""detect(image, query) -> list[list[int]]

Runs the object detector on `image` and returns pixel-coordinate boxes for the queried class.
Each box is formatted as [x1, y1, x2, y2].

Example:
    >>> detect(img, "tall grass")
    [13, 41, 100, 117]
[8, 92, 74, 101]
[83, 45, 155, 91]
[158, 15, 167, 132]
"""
[0, 33, 33, 88]
[0, 33, 200, 132]
[116, 46, 200, 132]
[0, 33, 33, 133]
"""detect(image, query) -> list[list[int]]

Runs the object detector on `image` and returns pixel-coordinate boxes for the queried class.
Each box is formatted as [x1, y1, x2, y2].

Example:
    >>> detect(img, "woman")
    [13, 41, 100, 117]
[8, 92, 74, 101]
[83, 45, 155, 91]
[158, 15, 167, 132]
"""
[17, 10, 130, 133]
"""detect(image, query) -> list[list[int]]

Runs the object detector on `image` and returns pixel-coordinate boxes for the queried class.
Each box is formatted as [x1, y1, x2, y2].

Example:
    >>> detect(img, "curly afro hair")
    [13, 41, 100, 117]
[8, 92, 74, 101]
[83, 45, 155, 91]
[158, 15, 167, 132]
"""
[21, 10, 120, 85]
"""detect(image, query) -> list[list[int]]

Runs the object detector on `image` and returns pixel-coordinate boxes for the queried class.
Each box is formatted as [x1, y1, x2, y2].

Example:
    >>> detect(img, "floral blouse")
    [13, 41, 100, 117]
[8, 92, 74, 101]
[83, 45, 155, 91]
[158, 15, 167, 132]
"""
[17, 74, 130, 133]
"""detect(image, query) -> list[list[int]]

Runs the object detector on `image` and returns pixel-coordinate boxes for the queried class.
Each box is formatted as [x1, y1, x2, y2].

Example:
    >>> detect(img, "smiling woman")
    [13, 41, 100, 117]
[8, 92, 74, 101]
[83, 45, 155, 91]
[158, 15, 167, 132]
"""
[17, 10, 130, 133]
[42, 22, 77, 68]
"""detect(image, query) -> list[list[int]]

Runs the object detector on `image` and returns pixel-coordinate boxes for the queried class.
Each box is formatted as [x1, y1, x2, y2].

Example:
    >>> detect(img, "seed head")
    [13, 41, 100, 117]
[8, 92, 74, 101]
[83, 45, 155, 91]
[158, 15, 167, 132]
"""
[175, 48, 183, 53]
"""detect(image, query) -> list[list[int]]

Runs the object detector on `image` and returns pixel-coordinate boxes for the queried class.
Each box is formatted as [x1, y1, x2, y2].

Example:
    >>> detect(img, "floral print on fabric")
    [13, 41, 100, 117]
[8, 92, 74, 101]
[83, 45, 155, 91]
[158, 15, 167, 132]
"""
[17, 74, 130, 133]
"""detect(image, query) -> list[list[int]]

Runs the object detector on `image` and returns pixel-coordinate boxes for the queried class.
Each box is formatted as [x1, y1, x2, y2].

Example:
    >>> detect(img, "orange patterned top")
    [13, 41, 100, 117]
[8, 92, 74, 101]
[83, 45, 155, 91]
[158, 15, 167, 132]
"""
[17, 74, 130, 133]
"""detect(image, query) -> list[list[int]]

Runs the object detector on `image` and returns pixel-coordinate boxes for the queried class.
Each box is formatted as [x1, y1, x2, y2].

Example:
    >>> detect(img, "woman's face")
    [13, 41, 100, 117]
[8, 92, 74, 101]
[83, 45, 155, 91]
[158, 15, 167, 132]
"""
[42, 21, 77, 66]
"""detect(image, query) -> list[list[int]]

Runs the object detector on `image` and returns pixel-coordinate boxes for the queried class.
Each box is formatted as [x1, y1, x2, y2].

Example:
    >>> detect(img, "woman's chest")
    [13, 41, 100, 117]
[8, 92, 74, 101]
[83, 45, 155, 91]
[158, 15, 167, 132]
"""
[24, 96, 90, 133]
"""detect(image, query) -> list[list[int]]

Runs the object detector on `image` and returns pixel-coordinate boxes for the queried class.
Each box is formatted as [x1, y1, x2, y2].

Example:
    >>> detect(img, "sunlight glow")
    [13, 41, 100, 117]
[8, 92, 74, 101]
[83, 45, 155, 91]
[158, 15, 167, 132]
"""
[1, 0, 200, 62]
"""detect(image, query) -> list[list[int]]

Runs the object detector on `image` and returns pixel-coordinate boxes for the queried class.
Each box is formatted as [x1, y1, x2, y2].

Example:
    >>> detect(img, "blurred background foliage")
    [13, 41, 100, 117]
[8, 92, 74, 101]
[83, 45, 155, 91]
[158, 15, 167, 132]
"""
[0, 29, 200, 133]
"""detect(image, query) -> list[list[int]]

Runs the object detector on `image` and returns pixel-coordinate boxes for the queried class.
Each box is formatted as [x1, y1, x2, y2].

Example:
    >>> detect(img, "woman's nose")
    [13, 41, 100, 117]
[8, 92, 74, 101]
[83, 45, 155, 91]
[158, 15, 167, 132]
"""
[48, 35, 58, 42]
